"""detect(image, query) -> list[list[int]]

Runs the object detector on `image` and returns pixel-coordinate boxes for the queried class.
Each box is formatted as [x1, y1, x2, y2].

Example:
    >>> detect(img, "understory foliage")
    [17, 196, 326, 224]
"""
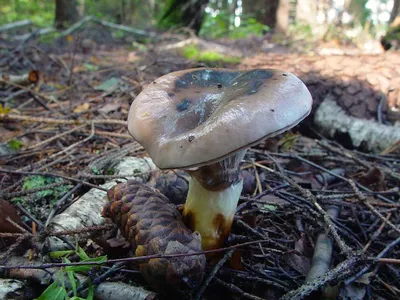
[37, 245, 107, 300]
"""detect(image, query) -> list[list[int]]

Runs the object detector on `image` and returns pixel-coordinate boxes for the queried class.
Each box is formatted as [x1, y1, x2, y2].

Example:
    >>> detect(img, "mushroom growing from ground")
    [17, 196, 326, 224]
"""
[128, 68, 312, 251]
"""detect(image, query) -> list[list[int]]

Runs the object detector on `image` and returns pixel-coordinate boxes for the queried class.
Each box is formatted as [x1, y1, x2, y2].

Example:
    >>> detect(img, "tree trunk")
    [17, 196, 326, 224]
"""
[263, 0, 279, 28]
[390, 0, 400, 24]
[54, 0, 81, 29]
[276, 0, 290, 34]
[182, 0, 209, 33]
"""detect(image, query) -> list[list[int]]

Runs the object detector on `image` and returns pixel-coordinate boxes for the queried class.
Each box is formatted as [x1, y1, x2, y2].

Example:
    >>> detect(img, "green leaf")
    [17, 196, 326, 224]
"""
[49, 250, 75, 259]
[23, 175, 46, 190]
[83, 63, 98, 71]
[35, 281, 67, 300]
[86, 284, 94, 300]
[76, 247, 90, 260]
[65, 255, 107, 273]
[94, 77, 121, 92]
[8, 139, 23, 150]
[67, 270, 77, 297]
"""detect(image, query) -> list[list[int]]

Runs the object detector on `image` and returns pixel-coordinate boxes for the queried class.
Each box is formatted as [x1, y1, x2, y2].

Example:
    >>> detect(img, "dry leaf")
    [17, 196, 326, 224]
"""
[99, 102, 121, 114]
[355, 167, 386, 191]
[0, 200, 23, 233]
[66, 34, 74, 43]
[73, 103, 90, 113]
[230, 249, 244, 270]
[282, 252, 311, 275]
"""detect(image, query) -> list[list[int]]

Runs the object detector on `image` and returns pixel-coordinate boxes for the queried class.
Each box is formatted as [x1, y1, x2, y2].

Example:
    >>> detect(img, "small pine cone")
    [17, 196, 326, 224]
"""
[102, 180, 205, 294]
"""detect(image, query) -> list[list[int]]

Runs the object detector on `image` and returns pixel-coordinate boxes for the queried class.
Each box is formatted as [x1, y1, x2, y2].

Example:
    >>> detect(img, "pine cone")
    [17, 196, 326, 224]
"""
[102, 180, 205, 295]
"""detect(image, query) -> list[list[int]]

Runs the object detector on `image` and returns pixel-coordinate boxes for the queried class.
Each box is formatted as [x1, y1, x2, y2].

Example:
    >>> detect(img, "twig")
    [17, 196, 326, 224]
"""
[0, 239, 278, 270]
[0, 169, 107, 193]
[362, 212, 392, 253]
[0, 114, 127, 126]
[0, 20, 32, 32]
[27, 124, 86, 150]
[253, 162, 352, 255]
[44, 183, 82, 228]
[348, 180, 400, 235]
[194, 249, 235, 300]
[48, 122, 95, 159]
[281, 255, 362, 300]
[345, 235, 400, 285]
[214, 277, 265, 300]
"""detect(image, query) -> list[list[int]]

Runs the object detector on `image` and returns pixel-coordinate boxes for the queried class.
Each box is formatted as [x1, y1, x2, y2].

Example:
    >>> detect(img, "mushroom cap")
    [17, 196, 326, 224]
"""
[128, 68, 312, 169]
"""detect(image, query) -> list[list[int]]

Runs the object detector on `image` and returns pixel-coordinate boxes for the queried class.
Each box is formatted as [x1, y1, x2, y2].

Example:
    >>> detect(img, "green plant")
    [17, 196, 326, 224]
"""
[0, 0, 55, 27]
[181, 44, 240, 66]
[200, 11, 268, 39]
[8, 139, 23, 150]
[36, 245, 107, 300]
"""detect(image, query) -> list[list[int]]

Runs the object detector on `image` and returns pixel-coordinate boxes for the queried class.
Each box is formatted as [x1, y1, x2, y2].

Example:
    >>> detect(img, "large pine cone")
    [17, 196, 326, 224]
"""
[102, 180, 205, 295]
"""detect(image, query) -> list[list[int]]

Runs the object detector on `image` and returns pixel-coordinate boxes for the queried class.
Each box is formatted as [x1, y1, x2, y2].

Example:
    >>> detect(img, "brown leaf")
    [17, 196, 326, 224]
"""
[0, 200, 23, 233]
[294, 234, 314, 258]
[73, 103, 90, 113]
[229, 249, 244, 270]
[98, 102, 121, 114]
[355, 167, 386, 191]
[282, 252, 311, 275]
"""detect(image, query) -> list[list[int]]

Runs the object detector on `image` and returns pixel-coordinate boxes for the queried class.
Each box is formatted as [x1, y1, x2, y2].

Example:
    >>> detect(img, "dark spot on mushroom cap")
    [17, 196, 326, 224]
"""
[176, 99, 191, 112]
[174, 69, 273, 90]
[188, 136, 195, 142]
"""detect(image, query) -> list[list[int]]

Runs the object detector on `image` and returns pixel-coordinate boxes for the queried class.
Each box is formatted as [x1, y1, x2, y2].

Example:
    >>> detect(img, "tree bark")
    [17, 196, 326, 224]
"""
[54, 0, 82, 29]
[390, 0, 400, 24]
[276, 0, 290, 34]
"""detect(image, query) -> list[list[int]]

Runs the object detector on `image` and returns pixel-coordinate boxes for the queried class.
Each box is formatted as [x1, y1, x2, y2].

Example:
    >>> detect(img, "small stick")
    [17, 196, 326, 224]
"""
[362, 212, 392, 253]
[194, 249, 235, 300]
[349, 180, 400, 235]
[214, 277, 265, 300]
[253, 162, 352, 255]
[28, 124, 86, 149]
[0, 114, 127, 126]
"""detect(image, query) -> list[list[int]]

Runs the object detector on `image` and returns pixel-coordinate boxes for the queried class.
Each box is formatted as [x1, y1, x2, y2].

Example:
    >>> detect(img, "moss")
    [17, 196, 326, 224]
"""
[182, 44, 241, 66]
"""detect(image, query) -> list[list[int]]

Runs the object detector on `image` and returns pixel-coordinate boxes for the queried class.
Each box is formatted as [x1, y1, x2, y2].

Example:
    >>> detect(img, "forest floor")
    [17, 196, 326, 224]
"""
[0, 22, 400, 300]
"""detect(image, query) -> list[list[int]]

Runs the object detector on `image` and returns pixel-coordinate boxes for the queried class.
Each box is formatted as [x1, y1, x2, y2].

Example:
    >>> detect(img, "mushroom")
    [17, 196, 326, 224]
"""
[128, 68, 312, 251]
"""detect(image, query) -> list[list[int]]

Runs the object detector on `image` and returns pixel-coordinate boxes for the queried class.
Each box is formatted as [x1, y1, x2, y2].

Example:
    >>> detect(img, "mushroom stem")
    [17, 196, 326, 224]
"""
[183, 177, 243, 251]
[182, 150, 247, 251]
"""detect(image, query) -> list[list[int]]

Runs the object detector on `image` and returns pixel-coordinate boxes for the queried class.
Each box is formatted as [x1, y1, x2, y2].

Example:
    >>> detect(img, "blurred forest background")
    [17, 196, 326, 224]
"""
[1, 1, 400, 300]
[0, 0, 399, 49]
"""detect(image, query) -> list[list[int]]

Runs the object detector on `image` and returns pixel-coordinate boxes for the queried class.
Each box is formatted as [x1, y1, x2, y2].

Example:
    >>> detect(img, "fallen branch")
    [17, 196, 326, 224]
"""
[0, 114, 126, 126]
[0, 20, 32, 32]
[0, 71, 40, 87]
[314, 97, 400, 152]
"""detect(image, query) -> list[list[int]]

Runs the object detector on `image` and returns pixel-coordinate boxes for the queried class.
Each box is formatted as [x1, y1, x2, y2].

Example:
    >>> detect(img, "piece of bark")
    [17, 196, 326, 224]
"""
[0, 278, 33, 300]
[46, 157, 157, 250]
[103, 180, 206, 295]
[314, 97, 400, 152]
[0, 71, 40, 87]
[0, 200, 24, 234]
